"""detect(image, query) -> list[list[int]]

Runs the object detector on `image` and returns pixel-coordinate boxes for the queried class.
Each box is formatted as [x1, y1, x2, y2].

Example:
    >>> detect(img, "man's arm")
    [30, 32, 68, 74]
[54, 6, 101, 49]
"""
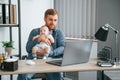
[26, 28, 39, 54]
[48, 30, 66, 58]
[48, 35, 54, 43]
[32, 35, 40, 41]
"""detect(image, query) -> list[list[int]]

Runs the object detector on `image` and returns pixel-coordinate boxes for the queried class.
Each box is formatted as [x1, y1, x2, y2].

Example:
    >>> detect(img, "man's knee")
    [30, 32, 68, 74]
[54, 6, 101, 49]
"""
[17, 74, 34, 80]
[46, 72, 63, 80]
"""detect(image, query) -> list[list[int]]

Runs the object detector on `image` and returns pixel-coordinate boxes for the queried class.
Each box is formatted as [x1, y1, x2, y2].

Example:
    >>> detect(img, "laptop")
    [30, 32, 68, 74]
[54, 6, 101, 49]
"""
[46, 39, 93, 66]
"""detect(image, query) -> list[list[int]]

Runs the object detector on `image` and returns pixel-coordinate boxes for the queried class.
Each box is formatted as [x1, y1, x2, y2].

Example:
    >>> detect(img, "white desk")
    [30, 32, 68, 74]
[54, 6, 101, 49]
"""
[0, 58, 120, 75]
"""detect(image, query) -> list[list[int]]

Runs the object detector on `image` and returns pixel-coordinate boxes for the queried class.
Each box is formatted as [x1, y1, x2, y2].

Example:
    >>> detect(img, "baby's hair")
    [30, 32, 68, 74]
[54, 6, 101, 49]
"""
[40, 25, 49, 31]
[41, 25, 48, 28]
[40, 25, 50, 34]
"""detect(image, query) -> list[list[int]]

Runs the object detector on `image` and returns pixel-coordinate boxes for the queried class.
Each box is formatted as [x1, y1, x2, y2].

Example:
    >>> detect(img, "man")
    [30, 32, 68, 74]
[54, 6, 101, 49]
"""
[17, 9, 65, 80]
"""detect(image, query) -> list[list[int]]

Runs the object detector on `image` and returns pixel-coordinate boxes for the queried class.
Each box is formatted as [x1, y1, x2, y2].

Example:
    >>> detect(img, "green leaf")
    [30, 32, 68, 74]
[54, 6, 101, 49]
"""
[1, 41, 15, 49]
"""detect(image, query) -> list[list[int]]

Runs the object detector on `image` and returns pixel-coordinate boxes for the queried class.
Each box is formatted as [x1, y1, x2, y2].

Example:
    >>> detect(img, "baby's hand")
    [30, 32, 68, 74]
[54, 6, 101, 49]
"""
[32, 37, 36, 41]
[33, 35, 40, 41]
[44, 47, 49, 53]
[37, 36, 42, 42]
[39, 35, 51, 45]
[37, 35, 46, 42]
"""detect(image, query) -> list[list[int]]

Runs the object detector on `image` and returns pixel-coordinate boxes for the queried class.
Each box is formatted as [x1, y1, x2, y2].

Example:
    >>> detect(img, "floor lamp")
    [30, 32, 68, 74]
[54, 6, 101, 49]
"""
[95, 23, 119, 65]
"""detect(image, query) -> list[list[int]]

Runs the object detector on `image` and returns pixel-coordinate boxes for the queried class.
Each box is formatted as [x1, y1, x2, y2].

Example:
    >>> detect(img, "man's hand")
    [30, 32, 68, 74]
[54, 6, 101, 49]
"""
[36, 49, 45, 57]
[44, 47, 49, 53]
[36, 47, 50, 57]
[37, 36, 42, 42]
[37, 35, 51, 45]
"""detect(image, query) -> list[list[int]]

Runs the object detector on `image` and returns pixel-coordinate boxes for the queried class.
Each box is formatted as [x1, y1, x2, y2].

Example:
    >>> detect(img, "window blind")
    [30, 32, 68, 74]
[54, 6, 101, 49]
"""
[54, 0, 96, 39]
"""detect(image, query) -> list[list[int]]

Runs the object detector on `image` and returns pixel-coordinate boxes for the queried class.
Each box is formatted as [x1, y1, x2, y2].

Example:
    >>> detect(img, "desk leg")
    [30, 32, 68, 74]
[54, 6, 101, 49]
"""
[101, 70, 104, 80]
[10, 75, 13, 80]
[0, 75, 1, 80]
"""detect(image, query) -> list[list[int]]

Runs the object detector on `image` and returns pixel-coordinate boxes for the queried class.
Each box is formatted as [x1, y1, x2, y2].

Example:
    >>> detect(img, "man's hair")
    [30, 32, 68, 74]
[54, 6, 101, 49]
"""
[44, 9, 58, 18]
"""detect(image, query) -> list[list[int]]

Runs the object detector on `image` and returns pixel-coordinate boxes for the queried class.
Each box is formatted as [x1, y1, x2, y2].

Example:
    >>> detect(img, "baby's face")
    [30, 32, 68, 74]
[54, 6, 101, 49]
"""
[40, 26, 49, 35]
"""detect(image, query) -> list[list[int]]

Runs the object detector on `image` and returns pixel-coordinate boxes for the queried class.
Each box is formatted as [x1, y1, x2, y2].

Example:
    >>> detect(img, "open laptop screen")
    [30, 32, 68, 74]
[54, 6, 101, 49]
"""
[46, 39, 93, 66]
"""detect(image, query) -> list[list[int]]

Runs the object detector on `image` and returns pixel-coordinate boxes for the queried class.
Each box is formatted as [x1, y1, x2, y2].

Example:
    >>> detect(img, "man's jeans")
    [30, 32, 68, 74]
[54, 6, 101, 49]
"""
[17, 72, 64, 80]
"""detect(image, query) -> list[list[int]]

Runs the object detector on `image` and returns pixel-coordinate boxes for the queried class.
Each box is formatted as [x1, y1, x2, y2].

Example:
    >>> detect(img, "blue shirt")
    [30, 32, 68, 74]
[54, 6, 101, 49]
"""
[26, 27, 66, 58]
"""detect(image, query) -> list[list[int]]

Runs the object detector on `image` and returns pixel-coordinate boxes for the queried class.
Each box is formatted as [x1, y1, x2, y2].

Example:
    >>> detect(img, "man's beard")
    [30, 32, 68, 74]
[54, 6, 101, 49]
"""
[49, 25, 55, 30]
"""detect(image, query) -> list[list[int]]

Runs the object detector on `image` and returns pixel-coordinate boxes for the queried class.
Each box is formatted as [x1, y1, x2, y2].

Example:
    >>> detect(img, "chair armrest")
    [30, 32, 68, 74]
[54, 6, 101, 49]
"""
[22, 55, 27, 60]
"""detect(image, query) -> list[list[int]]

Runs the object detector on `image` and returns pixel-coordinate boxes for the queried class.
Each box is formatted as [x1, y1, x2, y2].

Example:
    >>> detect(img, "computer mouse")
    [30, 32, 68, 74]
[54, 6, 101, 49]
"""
[26, 60, 35, 65]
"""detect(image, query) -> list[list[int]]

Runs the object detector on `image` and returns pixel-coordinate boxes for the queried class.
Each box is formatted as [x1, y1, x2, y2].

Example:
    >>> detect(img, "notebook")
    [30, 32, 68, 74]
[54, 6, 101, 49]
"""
[46, 39, 93, 66]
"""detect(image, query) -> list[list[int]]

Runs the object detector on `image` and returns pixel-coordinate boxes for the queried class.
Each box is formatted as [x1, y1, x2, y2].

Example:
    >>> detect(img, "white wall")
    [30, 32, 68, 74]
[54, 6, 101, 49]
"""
[0, 0, 54, 56]
[20, 0, 53, 56]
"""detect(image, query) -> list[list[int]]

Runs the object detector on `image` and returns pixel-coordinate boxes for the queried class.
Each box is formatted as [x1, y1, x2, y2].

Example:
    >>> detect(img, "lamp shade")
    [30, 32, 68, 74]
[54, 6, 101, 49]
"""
[95, 26, 109, 41]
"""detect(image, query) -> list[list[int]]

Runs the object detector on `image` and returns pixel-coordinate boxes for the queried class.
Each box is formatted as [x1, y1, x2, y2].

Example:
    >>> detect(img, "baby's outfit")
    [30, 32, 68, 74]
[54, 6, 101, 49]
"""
[32, 34, 53, 59]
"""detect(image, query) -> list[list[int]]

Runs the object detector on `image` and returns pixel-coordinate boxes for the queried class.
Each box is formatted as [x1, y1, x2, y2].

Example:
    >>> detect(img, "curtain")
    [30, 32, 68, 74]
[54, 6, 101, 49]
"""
[54, 0, 96, 39]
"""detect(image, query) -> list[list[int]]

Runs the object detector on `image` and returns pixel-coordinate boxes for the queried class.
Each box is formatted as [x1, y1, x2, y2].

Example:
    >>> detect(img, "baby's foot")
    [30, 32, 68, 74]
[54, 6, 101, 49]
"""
[32, 53, 37, 60]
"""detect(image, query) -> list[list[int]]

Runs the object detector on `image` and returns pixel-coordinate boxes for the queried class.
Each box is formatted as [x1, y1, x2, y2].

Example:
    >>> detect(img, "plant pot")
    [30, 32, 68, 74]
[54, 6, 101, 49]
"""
[5, 47, 12, 57]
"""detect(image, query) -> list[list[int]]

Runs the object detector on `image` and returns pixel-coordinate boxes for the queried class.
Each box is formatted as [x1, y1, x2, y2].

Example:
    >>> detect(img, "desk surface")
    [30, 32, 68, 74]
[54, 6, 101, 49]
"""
[0, 58, 120, 75]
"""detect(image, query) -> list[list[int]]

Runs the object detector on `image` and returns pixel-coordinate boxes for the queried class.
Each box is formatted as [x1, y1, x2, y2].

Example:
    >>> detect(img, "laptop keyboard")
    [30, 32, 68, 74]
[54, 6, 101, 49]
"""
[46, 59, 63, 66]
[55, 60, 62, 64]
[51, 60, 62, 64]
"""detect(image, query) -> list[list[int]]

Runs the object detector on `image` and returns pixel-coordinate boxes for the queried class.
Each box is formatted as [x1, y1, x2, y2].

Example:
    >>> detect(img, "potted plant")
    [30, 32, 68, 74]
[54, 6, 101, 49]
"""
[1, 41, 15, 57]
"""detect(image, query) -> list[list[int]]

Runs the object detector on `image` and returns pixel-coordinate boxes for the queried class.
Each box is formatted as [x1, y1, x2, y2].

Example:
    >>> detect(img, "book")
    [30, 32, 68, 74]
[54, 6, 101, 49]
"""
[9, 4, 17, 24]
[0, 4, 2, 24]
[0, 4, 17, 24]
[12, 4, 17, 24]
[1, 4, 9, 24]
